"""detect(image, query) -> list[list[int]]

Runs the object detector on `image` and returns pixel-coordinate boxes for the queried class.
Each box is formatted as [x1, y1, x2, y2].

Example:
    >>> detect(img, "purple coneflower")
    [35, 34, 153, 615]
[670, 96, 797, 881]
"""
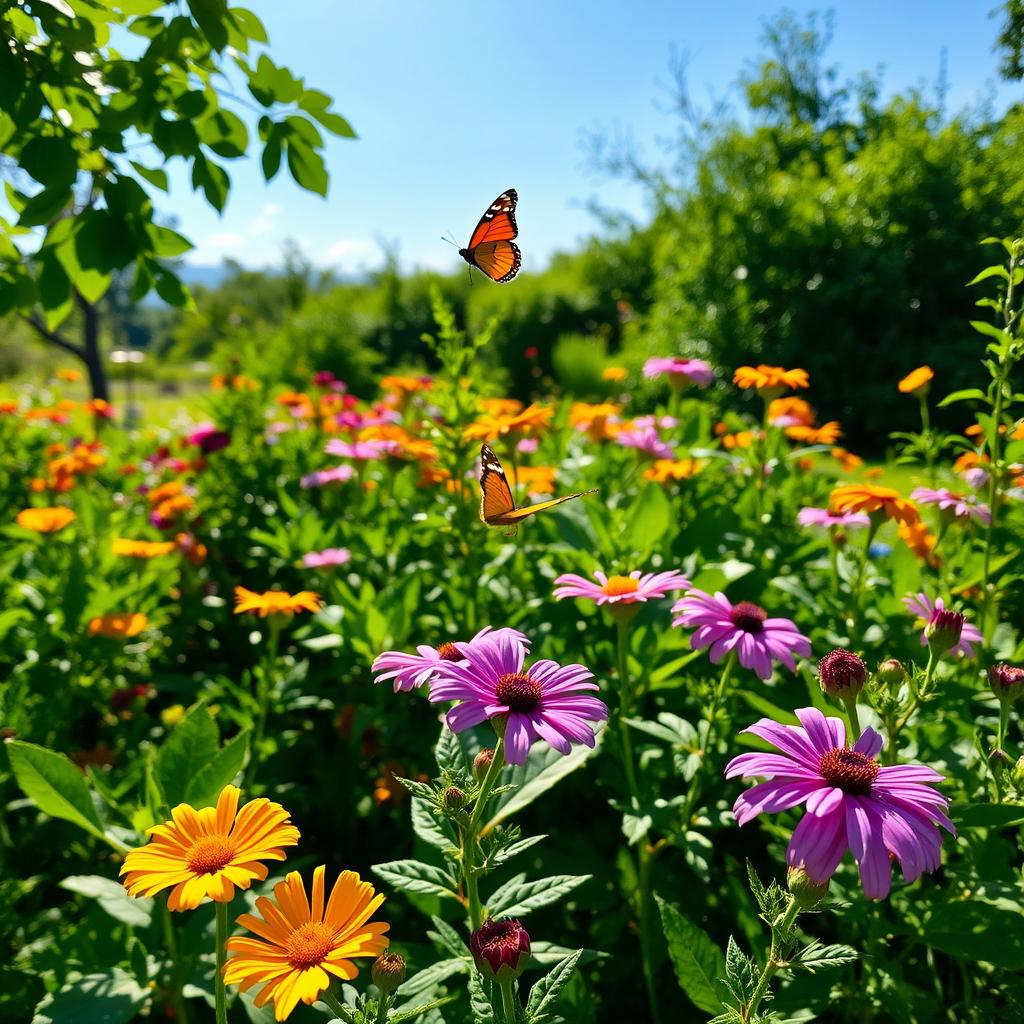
[371, 627, 528, 693]
[672, 589, 811, 680]
[910, 487, 991, 525]
[616, 426, 674, 460]
[725, 706, 955, 899]
[428, 630, 608, 765]
[643, 356, 715, 388]
[300, 465, 355, 488]
[553, 569, 691, 607]
[302, 547, 351, 568]
[797, 507, 870, 529]
[902, 592, 982, 658]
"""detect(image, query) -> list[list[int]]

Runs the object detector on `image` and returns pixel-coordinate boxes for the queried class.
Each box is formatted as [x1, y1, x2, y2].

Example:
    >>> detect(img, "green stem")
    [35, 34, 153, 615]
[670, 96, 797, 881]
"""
[850, 520, 879, 639]
[498, 979, 520, 1023]
[887, 649, 934, 762]
[637, 844, 661, 1024]
[373, 993, 391, 1024]
[997, 700, 1010, 754]
[320, 987, 359, 1024]
[615, 617, 641, 809]
[680, 654, 736, 825]
[842, 695, 862, 743]
[160, 904, 190, 1024]
[918, 392, 935, 484]
[215, 901, 228, 1024]
[250, 618, 283, 781]
[464, 736, 506, 930]
[743, 896, 801, 1023]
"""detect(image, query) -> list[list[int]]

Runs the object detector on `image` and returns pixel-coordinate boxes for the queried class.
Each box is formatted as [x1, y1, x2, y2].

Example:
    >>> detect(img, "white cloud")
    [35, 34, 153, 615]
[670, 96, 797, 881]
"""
[321, 238, 377, 267]
[203, 232, 248, 250]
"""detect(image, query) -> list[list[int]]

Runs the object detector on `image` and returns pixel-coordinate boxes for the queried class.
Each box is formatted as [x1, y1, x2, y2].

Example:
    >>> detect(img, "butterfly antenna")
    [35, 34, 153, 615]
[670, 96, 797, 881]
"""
[441, 233, 458, 248]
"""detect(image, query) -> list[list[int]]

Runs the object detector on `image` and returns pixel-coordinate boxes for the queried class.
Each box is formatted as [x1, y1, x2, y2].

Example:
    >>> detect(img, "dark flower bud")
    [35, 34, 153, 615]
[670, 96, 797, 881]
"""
[470, 918, 530, 983]
[925, 608, 964, 653]
[818, 649, 867, 699]
[441, 786, 467, 812]
[787, 865, 829, 909]
[372, 952, 406, 994]
[474, 748, 495, 782]
[988, 663, 1024, 705]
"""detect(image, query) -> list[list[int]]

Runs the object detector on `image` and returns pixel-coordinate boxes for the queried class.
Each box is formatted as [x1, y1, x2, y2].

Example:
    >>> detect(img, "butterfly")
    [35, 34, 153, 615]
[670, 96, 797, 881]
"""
[478, 443, 597, 534]
[458, 189, 522, 283]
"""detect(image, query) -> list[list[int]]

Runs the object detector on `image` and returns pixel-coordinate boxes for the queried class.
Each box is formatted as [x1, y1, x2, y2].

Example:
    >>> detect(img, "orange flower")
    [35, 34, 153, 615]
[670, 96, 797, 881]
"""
[898, 519, 940, 566]
[721, 431, 754, 450]
[786, 421, 843, 445]
[829, 484, 920, 526]
[24, 406, 69, 424]
[153, 494, 194, 523]
[16, 507, 76, 533]
[830, 447, 863, 472]
[864, 467, 884, 480]
[767, 397, 815, 426]
[147, 480, 185, 506]
[84, 398, 115, 419]
[276, 392, 314, 418]
[358, 425, 436, 462]
[112, 538, 177, 558]
[643, 458, 704, 482]
[56, 368, 82, 382]
[602, 366, 627, 382]
[733, 365, 809, 393]
[953, 451, 988, 473]
[479, 398, 523, 417]
[898, 366, 933, 395]
[570, 402, 621, 442]
[88, 613, 148, 637]
[121, 785, 299, 912]
[212, 373, 257, 391]
[175, 532, 208, 566]
[234, 587, 321, 618]
[511, 465, 556, 495]
[463, 403, 553, 442]
[0, 400, 18, 415]
[381, 374, 431, 394]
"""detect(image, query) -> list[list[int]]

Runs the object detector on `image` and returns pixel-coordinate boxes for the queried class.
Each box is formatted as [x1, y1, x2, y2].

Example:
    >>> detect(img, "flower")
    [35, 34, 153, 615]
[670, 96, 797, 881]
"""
[302, 548, 351, 568]
[372, 627, 529, 693]
[56, 368, 81, 382]
[897, 519, 940, 564]
[733, 365, 809, 393]
[120, 785, 299, 911]
[602, 366, 627, 382]
[224, 866, 389, 1020]
[511, 465, 557, 497]
[643, 458, 704, 482]
[671, 589, 811, 680]
[381, 374, 431, 394]
[831, 447, 864, 472]
[924, 607, 965, 653]
[470, 919, 531, 983]
[463, 403, 554, 442]
[112, 538, 177, 558]
[15, 507, 76, 533]
[175, 532, 208, 566]
[818, 650, 867, 699]
[324, 439, 398, 460]
[768, 397, 815, 427]
[643, 356, 714, 387]
[797, 507, 870, 529]
[300, 465, 355, 488]
[88, 613, 148, 638]
[187, 423, 231, 455]
[786, 422, 843, 445]
[898, 366, 934, 395]
[902, 593, 981, 658]
[989, 664, 1024, 705]
[570, 402, 622, 442]
[85, 398, 115, 419]
[615, 425, 674, 460]
[829, 484, 920, 527]
[428, 630, 608, 765]
[553, 569, 691, 607]
[233, 587, 321, 618]
[725, 707, 955, 899]
[910, 487, 991, 525]
[372, 953, 407, 994]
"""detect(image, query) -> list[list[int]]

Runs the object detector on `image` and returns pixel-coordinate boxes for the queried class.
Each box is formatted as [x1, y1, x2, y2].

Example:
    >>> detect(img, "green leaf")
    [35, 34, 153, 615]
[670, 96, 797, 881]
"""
[467, 971, 495, 1023]
[525, 949, 582, 1018]
[154, 704, 220, 808]
[656, 895, 727, 1015]
[723, 936, 757, 1003]
[395, 958, 468, 999]
[790, 941, 859, 971]
[285, 139, 328, 196]
[188, 0, 231, 49]
[152, 264, 194, 309]
[371, 859, 459, 900]
[966, 265, 1009, 285]
[938, 388, 987, 408]
[388, 996, 458, 1024]
[623, 713, 697, 746]
[32, 968, 150, 1024]
[970, 320, 1011, 344]
[492, 833, 547, 866]
[0, 967, 44, 1024]
[191, 153, 230, 212]
[951, 802, 1024, 829]
[200, 108, 249, 158]
[486, 874, 590, 918]
[435, 725, 467, 774]
[129, 161, 169, 191]
[147, 224, 193, 258]
[411, 797, 456, 852]
[261, 131, 282, 181]
[185, 729, 249, 807]
[6, 741, 106, 841]
[626, 483, 672, 555]
[59, 875, 153, 928]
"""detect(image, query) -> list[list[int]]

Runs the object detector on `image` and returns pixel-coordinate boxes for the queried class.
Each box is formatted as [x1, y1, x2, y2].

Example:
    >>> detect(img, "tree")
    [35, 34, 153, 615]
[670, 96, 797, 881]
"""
[996, 0, 1024, 81]
[0, 0, 354, 399]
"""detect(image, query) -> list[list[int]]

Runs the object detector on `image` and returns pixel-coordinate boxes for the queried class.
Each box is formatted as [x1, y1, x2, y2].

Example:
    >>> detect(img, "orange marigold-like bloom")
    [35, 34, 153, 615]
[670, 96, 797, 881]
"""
[511, 465, 556, 495]
[121, 785, 299, 912]
[786, 421, 843, 445]
[175, 532, 208, 566]
[570, 402, 622, 442]
[864, 467, 884, 480]
[721, 431, 754, 450]
[223, 867, 389, 1021]
[234, 587, 321, 618]
[88, 613, 148, 637]
[463, 403, 553, 441]
[0, 400, 18, 414]
[830, 484, 920, 526]
[57, 368, 82, 382]
[16, 507, 76, 533]
[24, 406, 69, 424]
[359, 425, 437, 462]
[112, 538, 177, 558]
[831, 447, 863, 472]
[602, 366, 628, 382]
[84, 398, 115, 419]
[147, 480, 184, 506]
[154, 494, 194, 522]
[733, 365, 809, 392]
[381, 374, 431, 394]
[276, 392, 315, 418]
[644, 458, 705, 482]
[898, 366, 933, 395]
[767, 397, 815, 426]
[479, 398, 523, 417]
[898, 519, 940, 566]
[213, 373, 258, 391]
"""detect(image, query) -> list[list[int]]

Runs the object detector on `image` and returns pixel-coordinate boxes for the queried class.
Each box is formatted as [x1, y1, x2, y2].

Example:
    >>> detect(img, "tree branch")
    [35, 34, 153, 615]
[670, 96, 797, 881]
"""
[20, 313, 86, 360]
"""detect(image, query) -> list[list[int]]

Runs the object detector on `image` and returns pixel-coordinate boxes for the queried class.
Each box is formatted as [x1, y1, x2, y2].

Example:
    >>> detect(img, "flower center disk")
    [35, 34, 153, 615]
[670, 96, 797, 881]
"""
[436, 642, 461, 662]
[495, 672, 543, 713]
[603, 575, 640, 598]
[185, 834, 237, 875]
[284, 921, 337, 969]
[729, 601, 767, 634]
[819, 748, 879, 795]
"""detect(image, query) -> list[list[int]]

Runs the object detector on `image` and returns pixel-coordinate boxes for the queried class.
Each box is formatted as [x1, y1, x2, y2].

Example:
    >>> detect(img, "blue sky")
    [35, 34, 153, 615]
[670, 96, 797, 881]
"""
[169, 1, 1018, 276]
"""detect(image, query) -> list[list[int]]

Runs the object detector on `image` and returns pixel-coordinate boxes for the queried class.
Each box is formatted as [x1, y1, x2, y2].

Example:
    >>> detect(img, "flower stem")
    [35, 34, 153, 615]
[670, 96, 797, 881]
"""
[498, 979, 520, 1023]
[887, 649, 934, 761]
[321, 987, 359, 1023]
[215, 901, 228, 1024]
[464, 736, 506, 930]
[615, 617, 641, 809]
[249, 618, 283, 783]
[160, 905, 189, 1024]
[742, 895, 801, 1023]
[842, 695, 862, 743]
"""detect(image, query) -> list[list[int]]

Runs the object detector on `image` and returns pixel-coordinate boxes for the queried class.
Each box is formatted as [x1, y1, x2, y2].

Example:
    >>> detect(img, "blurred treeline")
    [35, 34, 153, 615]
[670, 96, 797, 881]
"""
[6, 11, 1024, 449]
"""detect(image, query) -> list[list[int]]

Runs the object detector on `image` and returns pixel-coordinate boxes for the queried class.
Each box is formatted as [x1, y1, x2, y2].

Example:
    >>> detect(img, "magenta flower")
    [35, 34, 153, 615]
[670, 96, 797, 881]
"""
[553, 569, 691, 607]
[300, 465, 355, 488]
[302, 547, 351, 568]
[324, 438, 399, 460]
[903, 592, 982, 658]
[371, 627, 528, 693]
[725, 707, 955, 899]
[631, 414, 678, 431]
[910, 487, 991, 525]
[797, 507, 871, 529]
[672, 589, 811, 679]
[643, 356, 715, 388]
[428, 630, 608, 765]
[616, 426, 674, 460]
[187, 423, 231, 455]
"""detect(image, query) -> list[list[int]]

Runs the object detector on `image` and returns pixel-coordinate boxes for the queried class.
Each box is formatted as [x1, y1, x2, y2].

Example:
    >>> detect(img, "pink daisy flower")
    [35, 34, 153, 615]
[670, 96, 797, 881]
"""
[302, 547, 351, 568]
[616, 426, 674, 460]
[902, 592, 982, 658]
[300, 465, 355, 488]
[428, 630, 608, 765]
[671, 589, 811, 679]
[371, 627, 528, 693]
[797, 507, 871, 529]
[910, 487, 991, 525]
[643, 356, 715, 388]
[725, 707, 955, 899]
[324, 439, 399, 460]
[553, 569, 691, 607]
[186, 423, 231, 455]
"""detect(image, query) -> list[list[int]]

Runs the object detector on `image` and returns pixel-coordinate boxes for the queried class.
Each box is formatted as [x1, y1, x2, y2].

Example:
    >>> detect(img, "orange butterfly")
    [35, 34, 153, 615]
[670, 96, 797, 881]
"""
[478, 444, 597, 534]
[459, 189, 522, 283]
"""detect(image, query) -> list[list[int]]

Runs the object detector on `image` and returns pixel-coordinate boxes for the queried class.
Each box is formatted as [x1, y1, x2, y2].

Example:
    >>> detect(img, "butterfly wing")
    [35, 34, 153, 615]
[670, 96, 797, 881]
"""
[496, 490, 599, 523]
[467, 189, 518, 249]
[472, 239, 522, 283]
[479, 443, 517, 524]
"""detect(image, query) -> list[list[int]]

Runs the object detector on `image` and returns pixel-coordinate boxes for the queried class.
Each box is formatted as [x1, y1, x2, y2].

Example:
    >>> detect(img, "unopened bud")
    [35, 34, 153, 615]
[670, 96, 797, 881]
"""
[470, 918, 530, 983]
[989, 663, 1024, 705]
[876, 659, 906, 687]
[441, 786, 467, 811]
[1011, 756, 1024, 789]
[474, 748, 495, 782]
[371, 953, 406, 994]
[818, 649, 867, 699]
[787, 865, 830, 909]
[925, 608, 964, 654]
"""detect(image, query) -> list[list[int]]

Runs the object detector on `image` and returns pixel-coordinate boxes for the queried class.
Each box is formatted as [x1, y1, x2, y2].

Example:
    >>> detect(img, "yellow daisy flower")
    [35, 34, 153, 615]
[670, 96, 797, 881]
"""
[233, 587, 321, 618]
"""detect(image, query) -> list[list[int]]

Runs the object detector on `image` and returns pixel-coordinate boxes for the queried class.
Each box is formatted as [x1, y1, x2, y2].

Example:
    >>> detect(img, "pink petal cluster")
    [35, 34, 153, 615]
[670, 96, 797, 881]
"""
[553, 569, 691, 606]
[300, 465, 355, 488]
[797, 507, 871, 529]
[186, 423, 231, 455]
[643, 356, 715, 387]
[902, 593, 982, 658]
[726, 707, 955, 899]
[672, 589, 811, 679]
[325, 438, 400, 460]
[910, 487, 991, 525]
[616, 426, 674, 460]
[302, 547, 351, 568]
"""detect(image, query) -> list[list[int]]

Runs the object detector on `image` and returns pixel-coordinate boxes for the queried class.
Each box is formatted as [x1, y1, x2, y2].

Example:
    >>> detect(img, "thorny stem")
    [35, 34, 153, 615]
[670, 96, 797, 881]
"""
[742, 895, 801, 1023]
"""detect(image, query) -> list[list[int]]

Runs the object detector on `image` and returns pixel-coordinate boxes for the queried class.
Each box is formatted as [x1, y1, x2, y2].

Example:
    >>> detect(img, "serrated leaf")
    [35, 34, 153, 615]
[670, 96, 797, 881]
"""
[493, 833, 547, 866]
[396, 957, 468, 999]
[435, 725, 466, 774]
[427, 915, 466, 958]
[371, 859, 459, 900]
[656, 895, 727, 1015]
[468, 971, 495, 1023]
[791, 941, 859, 971]
[487, 874, 590, 918]
[412, 797, 456, 851]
